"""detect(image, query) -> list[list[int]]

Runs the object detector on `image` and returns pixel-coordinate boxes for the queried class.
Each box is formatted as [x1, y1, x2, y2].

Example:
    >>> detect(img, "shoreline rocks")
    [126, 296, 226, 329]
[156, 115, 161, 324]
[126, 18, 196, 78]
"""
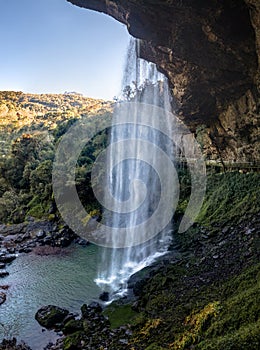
[0, 271, 9, 278]
[0, 291, 6, 305]
[0, 219, 86, 260]
[36, 301, 134, 350]
[0, 338, 32, 350]
[35, 305, 69, 330]
[0, 253, 16, 264]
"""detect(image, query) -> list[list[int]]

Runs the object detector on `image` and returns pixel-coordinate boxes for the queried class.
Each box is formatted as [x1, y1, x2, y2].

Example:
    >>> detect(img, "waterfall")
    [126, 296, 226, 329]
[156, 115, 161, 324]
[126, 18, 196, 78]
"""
[95, 38, 175, 300]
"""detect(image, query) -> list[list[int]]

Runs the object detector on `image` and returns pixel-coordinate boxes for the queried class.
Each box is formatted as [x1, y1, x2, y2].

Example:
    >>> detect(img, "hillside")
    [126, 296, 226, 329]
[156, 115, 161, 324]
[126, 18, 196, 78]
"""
[0, 91, 112, 224]
[0, 91, 112, 156]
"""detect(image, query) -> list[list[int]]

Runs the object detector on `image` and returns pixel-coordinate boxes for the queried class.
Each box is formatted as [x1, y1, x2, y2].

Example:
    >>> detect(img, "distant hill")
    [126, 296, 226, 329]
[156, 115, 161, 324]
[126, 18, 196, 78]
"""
[0, 91, 112, 156]
[0, 91, 112, 224]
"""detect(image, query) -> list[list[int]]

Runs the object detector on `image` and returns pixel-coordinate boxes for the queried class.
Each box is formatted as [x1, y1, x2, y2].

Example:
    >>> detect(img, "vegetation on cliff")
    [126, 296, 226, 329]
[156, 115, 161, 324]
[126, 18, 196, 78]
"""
[102, 170, 260, 350]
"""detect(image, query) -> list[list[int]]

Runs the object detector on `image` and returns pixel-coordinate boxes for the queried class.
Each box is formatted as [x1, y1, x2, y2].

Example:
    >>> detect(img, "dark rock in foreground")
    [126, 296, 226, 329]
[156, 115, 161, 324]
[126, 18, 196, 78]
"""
[0, 271, 9, 278]
[0, 253, 16, 264]
[0, 338, 31, 350]
[0, 291, 6, 305]
[35, 305, 69, 329]
[99, 291, 109, 302]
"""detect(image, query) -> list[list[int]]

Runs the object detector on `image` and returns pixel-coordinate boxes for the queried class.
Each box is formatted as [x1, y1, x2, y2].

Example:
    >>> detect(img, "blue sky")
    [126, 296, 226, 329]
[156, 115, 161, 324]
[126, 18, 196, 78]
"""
[0, 0, 130, 100]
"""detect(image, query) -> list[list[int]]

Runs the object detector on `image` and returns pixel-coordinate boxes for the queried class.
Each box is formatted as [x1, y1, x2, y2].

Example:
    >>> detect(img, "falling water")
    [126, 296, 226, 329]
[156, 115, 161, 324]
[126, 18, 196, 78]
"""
[95, 38, 175, 299]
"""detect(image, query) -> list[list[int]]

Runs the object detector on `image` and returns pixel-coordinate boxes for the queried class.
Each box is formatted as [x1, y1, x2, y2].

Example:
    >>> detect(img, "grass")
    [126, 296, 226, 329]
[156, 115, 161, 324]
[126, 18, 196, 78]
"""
[130, 263, 260, 349]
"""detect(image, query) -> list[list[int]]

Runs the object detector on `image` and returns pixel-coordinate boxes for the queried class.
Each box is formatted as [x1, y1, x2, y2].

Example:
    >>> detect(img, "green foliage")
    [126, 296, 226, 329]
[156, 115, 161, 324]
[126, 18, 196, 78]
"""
[145, 344, 168, 350]
[130, 263, 260, 350]
[170, 302, 220, 349]
[0, 91, 112, 224]
[103, 304, 138, 329]
[63, 331, 83, 350]
[196, 321, 260, 350]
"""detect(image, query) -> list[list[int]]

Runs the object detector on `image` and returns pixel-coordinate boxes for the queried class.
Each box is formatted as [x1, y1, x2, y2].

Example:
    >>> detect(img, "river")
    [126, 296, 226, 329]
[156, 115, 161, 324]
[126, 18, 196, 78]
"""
[0, 244, 102, 349]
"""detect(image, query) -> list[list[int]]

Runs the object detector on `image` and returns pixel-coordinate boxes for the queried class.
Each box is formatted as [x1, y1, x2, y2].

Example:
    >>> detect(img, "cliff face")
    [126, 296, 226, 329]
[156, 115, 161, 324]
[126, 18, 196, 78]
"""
[68, 0, 259, 165]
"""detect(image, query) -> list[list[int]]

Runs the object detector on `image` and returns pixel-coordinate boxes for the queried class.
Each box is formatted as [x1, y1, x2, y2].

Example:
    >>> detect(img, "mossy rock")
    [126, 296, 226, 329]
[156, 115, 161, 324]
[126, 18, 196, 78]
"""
[35, 305, 69, 329]
[63, 331, 84, 350]
[62, 319, 84, 335]
[103, 304, 138, 329]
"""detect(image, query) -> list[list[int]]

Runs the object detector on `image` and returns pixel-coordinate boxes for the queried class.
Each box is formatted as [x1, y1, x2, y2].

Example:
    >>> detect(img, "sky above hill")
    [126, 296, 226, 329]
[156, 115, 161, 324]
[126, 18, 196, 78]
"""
[0, 0, 130, 100]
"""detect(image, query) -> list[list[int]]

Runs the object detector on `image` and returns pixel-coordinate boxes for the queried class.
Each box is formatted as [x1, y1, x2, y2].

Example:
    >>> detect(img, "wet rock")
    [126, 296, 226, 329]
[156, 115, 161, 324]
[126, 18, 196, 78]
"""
[99, 291, 109, 302]
[0, 253, 16, 263]
[62, 332, 83, 350]
[0, 285, 10, 290]
[36, 229, 46, 239]
[43, 236, 52, 245]
[63, 319, 84, 335]
[0, 223, 26, 236]
[0, 220, 80, 255]
[18, 247, 32, 254]
[0, 338, 32, 350]
[222, 227, 229, 234]
[74, 237, 89, 246]
[62, 313, 77, 326]
[0, 263, 5, 269]
[88, 302, 103, 313]
[131, 300, 140, 312]
[35, 305, 69, 329]
[81, 304, 91, 318]
[0, 270, 9, 278]
[7, 247, 16, 254]
[0, 291, 6, 305]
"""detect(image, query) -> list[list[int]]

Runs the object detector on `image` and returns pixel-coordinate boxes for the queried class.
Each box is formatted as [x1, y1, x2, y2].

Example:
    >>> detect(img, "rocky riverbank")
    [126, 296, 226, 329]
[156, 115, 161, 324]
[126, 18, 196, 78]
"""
[17, 210, 257, 350]
[1, 172, 259, 349]
[0, 218, 88, 308]
[34, 172, 260, 350]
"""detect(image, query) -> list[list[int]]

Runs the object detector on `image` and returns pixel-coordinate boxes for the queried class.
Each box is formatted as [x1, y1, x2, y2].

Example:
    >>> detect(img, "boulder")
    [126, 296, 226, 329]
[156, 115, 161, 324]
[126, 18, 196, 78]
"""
[74, 237, 89, 246]
[88, 302, 102, 313]
[35, 305, 69, 329]
[36, 229, 46, 239]
[99, 291, 109, 302]
[0, 270, 9, 278]
[81, 302, 103, 319]
[62, 319, 83, 335]
[0, 338, 32, 349]
[0, 223, 26, 236]
[0, 253, 16, 263]
[0, 291, 6, 305]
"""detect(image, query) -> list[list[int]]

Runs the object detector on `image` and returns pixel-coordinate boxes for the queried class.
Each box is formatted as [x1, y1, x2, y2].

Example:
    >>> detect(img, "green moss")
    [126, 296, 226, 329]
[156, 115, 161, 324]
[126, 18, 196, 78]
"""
[196, 172, 260, 227]
[103, 304, 138, 329]
[62, 319, 84, 335]
[131, 263, 260, 349]
[63, 331, 83, 350]
[145, 342, 168, 350]
[27, 203, 46, 218]
[196, 321, 260, 350]
[170, 302, 220, 349]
